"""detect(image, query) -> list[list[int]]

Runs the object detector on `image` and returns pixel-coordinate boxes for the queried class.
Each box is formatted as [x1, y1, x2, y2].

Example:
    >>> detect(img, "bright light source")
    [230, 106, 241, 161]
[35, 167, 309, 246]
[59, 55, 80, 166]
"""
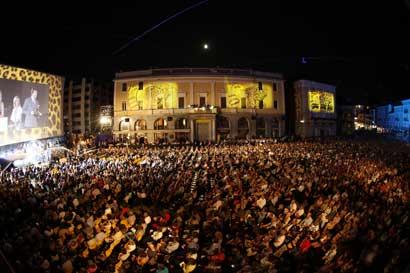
[300, 120, 305, 123]
[203, 43, 209, 50]
[100, 116, 110, 125]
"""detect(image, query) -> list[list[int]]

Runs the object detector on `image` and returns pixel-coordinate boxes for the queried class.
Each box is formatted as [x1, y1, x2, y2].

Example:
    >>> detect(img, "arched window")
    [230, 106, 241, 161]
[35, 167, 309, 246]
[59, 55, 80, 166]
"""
[175, 118, 189, 129]
[119, 120, 130, 131]
[272, 118, 279, 137]
[154, 118, 168, 130]
[216, 116, 230, 140]
[135, 119, 147, 130]
[237, 117, 249, 139]
[256, 117, 266, 137]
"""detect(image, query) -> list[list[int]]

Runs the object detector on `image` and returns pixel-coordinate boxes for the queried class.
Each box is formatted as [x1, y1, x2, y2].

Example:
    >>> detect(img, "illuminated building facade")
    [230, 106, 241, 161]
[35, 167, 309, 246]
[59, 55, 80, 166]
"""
[294, 80, 337, 138]
[113, 68, 285, 143]
[375, 99, 410, 134]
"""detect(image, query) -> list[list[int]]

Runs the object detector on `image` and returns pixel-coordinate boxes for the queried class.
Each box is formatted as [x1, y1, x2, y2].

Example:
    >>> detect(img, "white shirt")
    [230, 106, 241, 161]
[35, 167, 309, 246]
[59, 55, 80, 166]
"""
[10, 106, 22, 125]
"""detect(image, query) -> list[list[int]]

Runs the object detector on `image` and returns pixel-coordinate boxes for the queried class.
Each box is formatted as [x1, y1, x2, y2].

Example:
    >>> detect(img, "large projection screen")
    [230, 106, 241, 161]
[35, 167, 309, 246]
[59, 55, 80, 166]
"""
[0, 65, 63, 147]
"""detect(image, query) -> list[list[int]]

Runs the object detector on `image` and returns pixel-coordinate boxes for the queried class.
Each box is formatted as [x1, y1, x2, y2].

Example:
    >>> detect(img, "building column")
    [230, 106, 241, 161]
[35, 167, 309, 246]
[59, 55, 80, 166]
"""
[210, 81, 215, 106]
[190, 82, 194, 105]
[265, 117, 270, 137]
[148, 87, 152, 109]
[230, 116, 238, 138]
[211, 118, 216, 141]
[190, 119, 195, 141]
[250, 117, 256, 139]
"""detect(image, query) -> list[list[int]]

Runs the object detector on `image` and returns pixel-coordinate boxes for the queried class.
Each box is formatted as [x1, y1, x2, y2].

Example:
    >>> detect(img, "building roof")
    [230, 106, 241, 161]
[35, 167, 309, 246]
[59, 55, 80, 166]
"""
[293, 79, 336, 92]
[115, 67, 283, 80]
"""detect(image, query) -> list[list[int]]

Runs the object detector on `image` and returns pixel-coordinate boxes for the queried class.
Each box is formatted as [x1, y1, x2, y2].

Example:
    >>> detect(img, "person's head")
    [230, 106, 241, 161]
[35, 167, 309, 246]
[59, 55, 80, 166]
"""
[13, 96, 20, 107]
[31, 88, 38, 99]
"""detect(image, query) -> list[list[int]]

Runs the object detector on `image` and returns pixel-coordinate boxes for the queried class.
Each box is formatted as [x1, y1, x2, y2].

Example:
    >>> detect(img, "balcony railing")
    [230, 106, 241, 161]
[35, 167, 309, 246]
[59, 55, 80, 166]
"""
[114, 107, 283, 117]
[114, 108, 218, 116]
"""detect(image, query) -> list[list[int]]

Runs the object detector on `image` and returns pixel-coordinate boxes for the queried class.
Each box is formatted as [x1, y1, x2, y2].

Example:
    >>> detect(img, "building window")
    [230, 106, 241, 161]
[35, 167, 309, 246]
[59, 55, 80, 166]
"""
[200, 96, 206, 107]
[241, 97, 246, 109]
[137, 101, 143, 110]
[259, 100, 264, 109]
[135, 119, 147, 130]
[273, 83, 277, 91]
[220, 97, 227, 108]
[256, 117, 266, 137]
[138, 81, 144, 90]
[175, 118, 189, 129]
[122, 83, 127, 92]
[237, 117, 249, 138]
[154, 118, 167, 130]
[258, 82, 263, 90]
[274, 100, 278, 109]
[122, 102, 127, 111]
[178, 97, 185, 109]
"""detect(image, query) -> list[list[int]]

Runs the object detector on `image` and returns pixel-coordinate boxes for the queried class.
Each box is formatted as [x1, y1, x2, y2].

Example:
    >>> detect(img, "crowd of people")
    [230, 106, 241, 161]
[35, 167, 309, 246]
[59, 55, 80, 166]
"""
[0, 139, 409, 273]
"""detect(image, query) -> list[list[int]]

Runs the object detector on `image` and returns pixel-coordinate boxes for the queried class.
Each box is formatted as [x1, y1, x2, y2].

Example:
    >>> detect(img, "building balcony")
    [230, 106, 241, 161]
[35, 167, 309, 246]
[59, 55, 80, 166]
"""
[113, 128, 191, 134]
[114, 107, 218, 117]
[114, 107, 280, 117]
[220, 108, 281, 115]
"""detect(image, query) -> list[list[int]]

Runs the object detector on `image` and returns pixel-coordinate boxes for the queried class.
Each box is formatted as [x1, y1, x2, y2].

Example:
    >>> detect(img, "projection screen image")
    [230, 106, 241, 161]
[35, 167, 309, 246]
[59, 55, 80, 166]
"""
[0, 78, 49, 146]
[308, 90, 335, 113]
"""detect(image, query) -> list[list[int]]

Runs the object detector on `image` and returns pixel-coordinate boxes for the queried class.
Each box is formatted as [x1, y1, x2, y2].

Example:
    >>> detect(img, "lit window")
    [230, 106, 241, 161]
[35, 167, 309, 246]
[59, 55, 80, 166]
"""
[200, 96, 206, 107]
[241, 98, 246, 109]
[178, 97, 185, 109]
[220, 97, 227, 108]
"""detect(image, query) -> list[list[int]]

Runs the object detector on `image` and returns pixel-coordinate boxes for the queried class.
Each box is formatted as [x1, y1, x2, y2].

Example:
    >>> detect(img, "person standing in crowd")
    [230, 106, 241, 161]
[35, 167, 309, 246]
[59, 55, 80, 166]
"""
[10, 96, 23, 130]
[22, 88, 41, 128]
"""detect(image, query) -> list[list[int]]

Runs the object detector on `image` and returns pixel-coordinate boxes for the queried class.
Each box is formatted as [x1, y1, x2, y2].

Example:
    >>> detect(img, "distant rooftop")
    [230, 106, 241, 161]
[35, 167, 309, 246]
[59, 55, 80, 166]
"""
[115, 67, 283, 80]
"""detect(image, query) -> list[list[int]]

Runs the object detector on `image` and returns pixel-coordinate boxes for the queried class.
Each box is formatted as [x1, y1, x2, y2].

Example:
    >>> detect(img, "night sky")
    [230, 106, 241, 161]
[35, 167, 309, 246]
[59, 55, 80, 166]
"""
[1, 1, 409, 105]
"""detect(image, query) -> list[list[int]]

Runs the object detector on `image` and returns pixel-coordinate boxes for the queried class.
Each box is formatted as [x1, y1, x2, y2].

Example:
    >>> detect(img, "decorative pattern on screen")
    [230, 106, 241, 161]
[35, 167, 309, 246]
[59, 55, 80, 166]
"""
[0, 65, 63, 146]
